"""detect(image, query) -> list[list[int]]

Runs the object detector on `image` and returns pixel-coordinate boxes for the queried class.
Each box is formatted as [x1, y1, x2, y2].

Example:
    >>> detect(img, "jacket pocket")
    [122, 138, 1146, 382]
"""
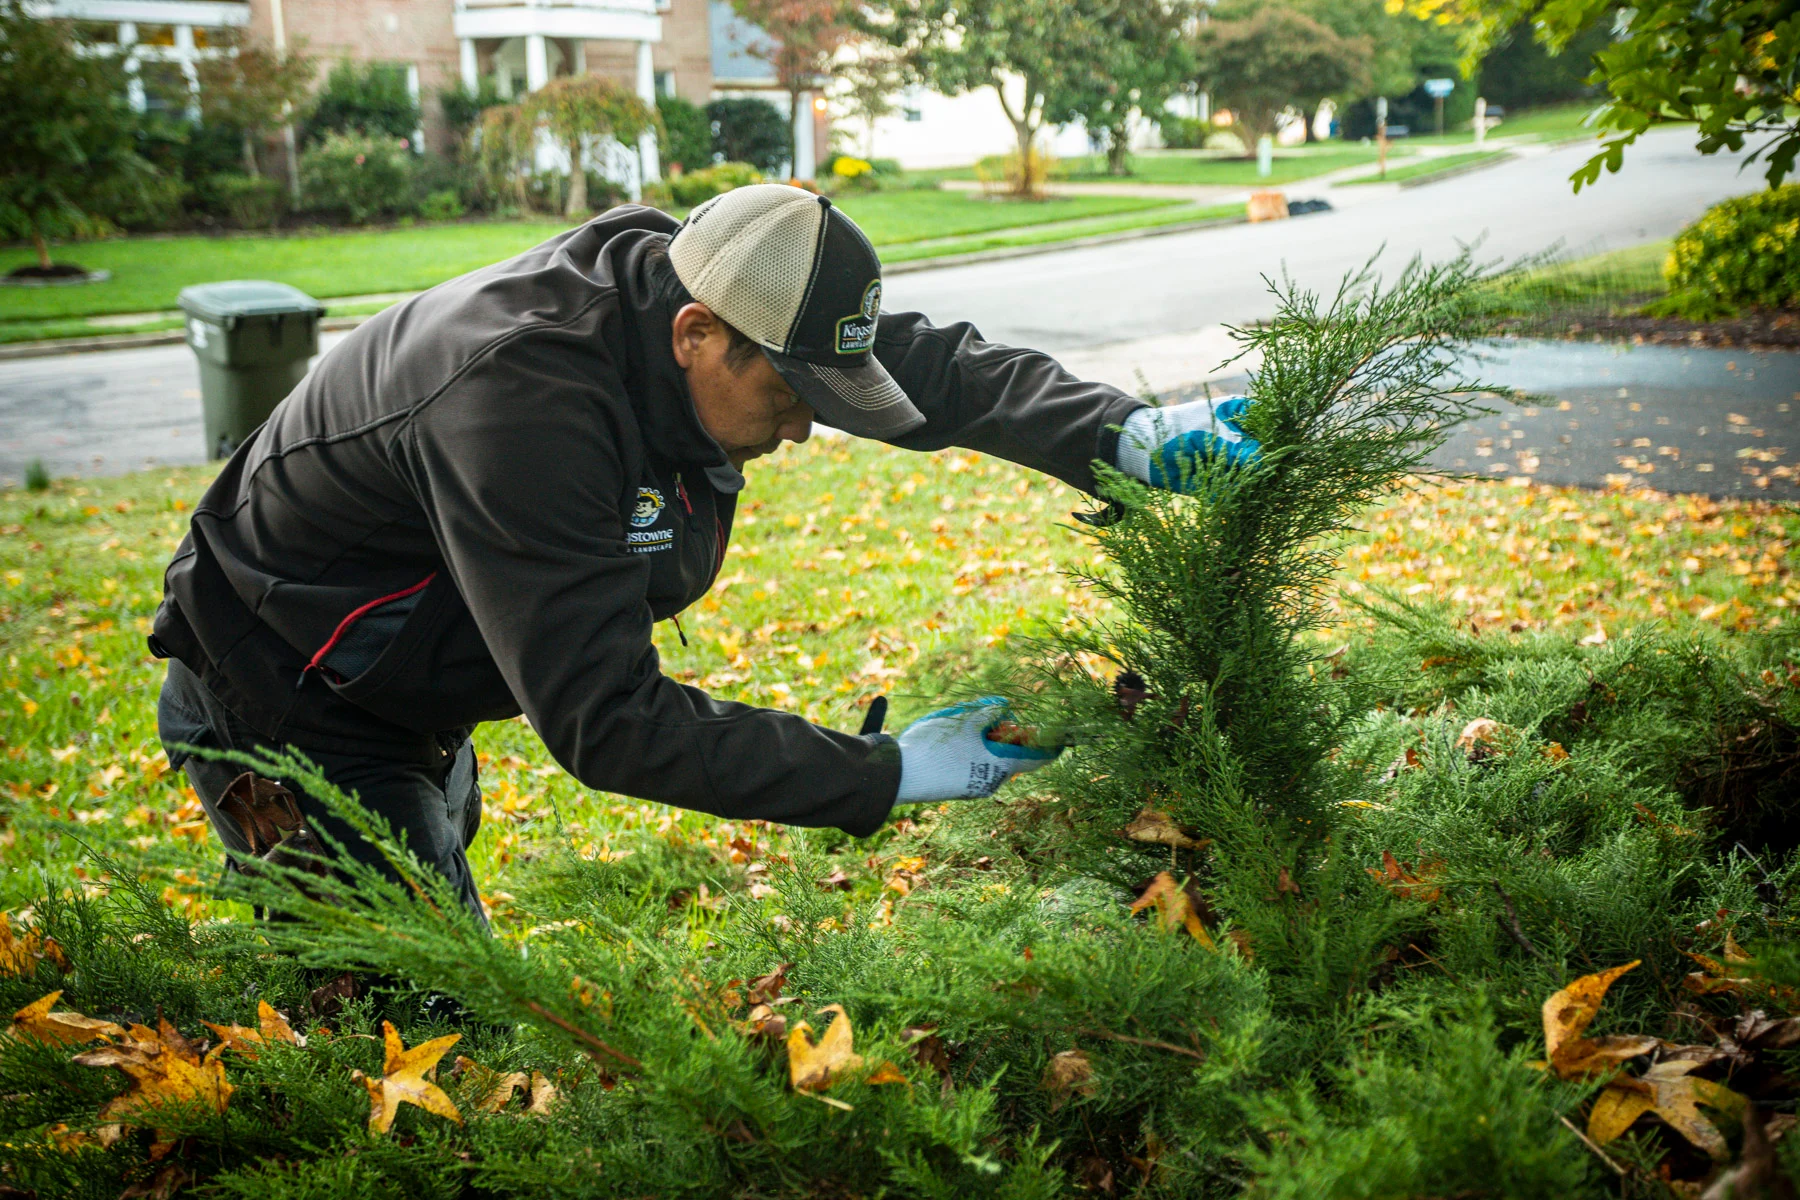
[315, 573, 520, 735]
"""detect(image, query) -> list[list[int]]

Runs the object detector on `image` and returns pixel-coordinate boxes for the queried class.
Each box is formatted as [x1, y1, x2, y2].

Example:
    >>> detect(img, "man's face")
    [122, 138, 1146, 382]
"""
[671, 302, 815, 467]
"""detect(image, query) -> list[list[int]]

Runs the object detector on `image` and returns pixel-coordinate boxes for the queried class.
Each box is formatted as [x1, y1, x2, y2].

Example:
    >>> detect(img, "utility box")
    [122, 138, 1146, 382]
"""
[177, 281, 325, 459]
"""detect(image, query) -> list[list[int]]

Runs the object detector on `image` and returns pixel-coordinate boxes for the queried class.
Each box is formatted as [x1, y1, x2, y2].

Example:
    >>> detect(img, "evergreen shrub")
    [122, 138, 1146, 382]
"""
[657, 93, 714, 173]
[706, 98, 790, 174]
[1659, 184, 1800, 317]
[205, 173, 284, 228]
[305, 61, 421, 147]
[299, 131, 416, 224]
[1159, 116, 1209, 149]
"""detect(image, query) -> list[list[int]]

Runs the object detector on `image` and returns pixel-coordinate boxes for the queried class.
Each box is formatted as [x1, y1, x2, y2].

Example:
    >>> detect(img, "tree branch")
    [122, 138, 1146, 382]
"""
[523, 1000, 644, 1071]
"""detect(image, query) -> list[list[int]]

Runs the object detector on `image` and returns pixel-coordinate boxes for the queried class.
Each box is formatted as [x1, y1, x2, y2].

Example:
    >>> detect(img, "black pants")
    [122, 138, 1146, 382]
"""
[156, 659, 488, 930]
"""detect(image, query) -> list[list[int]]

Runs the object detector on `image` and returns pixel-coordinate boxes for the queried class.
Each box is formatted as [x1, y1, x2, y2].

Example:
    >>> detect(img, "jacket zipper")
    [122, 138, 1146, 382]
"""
[296, 572, 436, 689]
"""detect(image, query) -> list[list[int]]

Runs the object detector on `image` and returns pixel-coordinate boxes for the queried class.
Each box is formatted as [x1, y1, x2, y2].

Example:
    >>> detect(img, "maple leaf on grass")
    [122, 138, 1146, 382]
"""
[1587, 1059, 1747, 1160]
[787, 1004, 863, 1097]
[1540, 961, 1659, 1079]
[352, 1020, 463, 1135]
[10, 991, 123, 1046]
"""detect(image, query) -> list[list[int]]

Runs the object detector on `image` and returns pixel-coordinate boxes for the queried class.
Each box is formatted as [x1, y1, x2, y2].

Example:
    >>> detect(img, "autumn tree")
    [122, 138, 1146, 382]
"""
[729, 0, 863, 176]
[194, 31, 317, 178]
[523, 75, 659, 216]
[1041, 0, 1198, 176]
[1406, 0, 1800, 188]
[0, 1, 154, 274]
[1189, 3, 1372, 155]
[834, 47, 904, 158]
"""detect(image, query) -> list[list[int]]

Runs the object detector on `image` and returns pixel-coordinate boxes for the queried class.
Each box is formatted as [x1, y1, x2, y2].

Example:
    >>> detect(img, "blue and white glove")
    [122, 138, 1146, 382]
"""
[894, 697, 1060, 804]
[1115, 396, 1261, 491]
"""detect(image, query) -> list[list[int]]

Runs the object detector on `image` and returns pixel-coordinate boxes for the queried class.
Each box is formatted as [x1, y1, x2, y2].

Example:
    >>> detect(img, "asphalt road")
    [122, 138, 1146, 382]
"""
[0, 127, 1784, 487]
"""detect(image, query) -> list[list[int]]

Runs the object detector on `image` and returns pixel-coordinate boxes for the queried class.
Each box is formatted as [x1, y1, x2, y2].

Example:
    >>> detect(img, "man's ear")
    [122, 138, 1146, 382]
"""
[671, 301, 718, 369]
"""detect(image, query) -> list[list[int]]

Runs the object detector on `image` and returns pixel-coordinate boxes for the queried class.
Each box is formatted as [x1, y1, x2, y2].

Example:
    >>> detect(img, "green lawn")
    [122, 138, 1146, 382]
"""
[1388, 101, 1603, 149]
[1336, 149, 1509, 185]
[933, 144, 1399, 188]
[0, 192, 1173, 330]
[1483, 237, 1672, 319]
[883, 200, 1241, 263]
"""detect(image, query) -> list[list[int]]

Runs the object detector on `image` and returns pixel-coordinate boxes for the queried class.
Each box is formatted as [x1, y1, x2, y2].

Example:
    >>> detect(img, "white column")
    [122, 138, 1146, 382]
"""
[635, 40, 660, 188]
[175, 25, 201, 120]
[525, 34, 549, 92]
[793, 92, 816, 181]
[406, 63, 424, 149]
[459, 39, 478, 90]
[120, 22, 145, 113]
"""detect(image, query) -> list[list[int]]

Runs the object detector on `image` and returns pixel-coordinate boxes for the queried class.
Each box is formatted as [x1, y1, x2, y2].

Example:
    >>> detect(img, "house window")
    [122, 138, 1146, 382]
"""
[655, 70, 676, 97]
[137, 24, 176, 47]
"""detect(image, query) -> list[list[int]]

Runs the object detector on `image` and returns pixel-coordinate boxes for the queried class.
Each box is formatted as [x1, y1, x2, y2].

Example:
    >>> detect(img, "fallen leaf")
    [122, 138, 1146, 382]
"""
[818, 868, 853, 892]
[1456, 718, 1509, 761]
[746, 962, 793, 1006]
[1367, 850, 1445, 903]
[1700, 1103, 1795, 1200]
[1542, 961, 1659, 1079]
[11, 991, 123, 1046]
[259, 1001, 303, 1046]
[787, 1003, 863, 1092]
[72, 1020, 234, 1135]
[1043, 1048, 1095, 1111]
[203, 1000, 305, 1060]
[866, 1061, 910, 1086]
[454, 1055, 528, 1112]
[1588, 1059, 1747, 1159]
[1275, 866, 1302, 897]
[0, 913, 66, 977]
[1130, 872, 1217, 949]
[526, 1070, 559, 1115]
[350, 1020, 463, 1134]
[1123, 805, 1209, 850]
[118, 1162, 190, 1199]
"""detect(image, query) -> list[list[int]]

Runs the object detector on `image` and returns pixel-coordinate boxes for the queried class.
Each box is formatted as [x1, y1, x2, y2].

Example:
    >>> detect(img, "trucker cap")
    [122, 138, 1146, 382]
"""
[667, 184, 926, 440]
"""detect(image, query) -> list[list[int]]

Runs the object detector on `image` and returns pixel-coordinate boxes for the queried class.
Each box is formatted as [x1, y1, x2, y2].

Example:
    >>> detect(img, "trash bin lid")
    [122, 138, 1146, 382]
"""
[176, 280, 325, 322]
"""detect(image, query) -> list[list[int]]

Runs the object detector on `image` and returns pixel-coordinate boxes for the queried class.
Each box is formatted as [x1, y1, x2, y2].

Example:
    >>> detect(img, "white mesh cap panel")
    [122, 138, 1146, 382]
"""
[668, 185, 824, 351]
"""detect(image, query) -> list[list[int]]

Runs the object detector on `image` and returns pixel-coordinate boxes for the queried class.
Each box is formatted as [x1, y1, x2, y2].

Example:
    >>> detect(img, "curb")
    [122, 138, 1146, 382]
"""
[0, 314, 369, 362]
[2, 214, 1263, 359]
[1397, 150, 1517, 189]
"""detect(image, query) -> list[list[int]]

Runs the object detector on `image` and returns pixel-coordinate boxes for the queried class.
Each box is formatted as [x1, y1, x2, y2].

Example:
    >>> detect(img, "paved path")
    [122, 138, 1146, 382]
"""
[2, 126, 1791, 492]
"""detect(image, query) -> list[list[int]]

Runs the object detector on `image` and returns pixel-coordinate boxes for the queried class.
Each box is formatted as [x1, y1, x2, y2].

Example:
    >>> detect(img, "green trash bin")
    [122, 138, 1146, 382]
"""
[177, 280, 326, 459]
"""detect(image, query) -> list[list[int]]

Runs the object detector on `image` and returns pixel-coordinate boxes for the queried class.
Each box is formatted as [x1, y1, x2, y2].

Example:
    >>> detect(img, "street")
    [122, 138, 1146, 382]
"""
[0, 127, 1776, 485]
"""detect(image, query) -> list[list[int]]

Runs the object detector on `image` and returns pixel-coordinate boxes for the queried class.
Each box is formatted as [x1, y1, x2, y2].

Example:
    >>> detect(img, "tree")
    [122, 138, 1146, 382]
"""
[707, 97, 792, 172]
[305, 61, 419, 147]
[834, 48, 904, 157]
[0, 2, 154, 273]
[871, 0, 1111, 194]
[1190, 4, 1372, 155]
[657, 94, 714, 172]
[729, 0, 863, 175]
[1041, 0, 1197, 176]
[524, 75, 658, 217]
[1288, 0, 1446, 140]
[1408, 0, 1800, 188]
[194, 31, 316, 177]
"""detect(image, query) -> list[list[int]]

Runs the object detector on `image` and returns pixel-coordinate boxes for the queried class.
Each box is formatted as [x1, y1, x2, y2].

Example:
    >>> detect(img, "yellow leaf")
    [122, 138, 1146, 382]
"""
[259, 1001, 303, 1047]
[72, 1021, 234, 1131]
[352, 1020, 463, 1134]
[526, 1070, 560, 1115]
[0, 913, 67, 977]
[1541, 962, 1658, 1079]
[454, 1055, 528, 1113]
[787, 1004, 864, 1092]
[1587, 1061, 1746, 1160]
[866, 1061, 910, 1087]
[1123, 805, 1210, 850]
[1130, 872, 1217, 949]
[11, 991, 123, 1046]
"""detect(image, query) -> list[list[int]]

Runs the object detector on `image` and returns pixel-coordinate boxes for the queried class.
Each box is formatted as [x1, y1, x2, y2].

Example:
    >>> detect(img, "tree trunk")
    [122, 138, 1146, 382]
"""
[993, 79, 1041, 198]
[1106, 120, 1132, 175]
[242, 130, 260, 178]
[30, 227, 51, 271]
[565, 135, 588, 217]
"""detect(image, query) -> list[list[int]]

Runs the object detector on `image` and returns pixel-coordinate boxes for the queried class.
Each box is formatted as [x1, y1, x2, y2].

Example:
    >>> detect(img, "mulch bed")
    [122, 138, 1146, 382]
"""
[1498, 308, 1800, 351]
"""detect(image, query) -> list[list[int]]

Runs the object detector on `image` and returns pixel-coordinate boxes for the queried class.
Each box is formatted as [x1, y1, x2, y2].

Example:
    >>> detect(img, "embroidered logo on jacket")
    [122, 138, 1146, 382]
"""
[628, 486, 673, 553]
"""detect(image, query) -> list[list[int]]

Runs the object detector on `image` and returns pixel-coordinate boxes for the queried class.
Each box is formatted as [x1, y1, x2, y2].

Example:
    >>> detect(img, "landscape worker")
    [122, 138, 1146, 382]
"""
[150, 184, 1258, 924]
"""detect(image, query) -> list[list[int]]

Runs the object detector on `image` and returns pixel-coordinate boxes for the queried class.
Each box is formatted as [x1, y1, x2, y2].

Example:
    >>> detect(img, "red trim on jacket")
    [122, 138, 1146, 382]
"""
[305, 573, 437, 674]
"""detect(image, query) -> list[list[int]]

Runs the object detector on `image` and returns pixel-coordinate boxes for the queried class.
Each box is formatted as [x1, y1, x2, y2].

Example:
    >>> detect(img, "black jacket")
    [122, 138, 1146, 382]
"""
[152, 206, 1145, 836]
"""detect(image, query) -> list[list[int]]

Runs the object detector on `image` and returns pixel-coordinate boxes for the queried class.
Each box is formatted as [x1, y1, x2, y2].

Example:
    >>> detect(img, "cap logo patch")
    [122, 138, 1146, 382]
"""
[835, 279, 881, 356]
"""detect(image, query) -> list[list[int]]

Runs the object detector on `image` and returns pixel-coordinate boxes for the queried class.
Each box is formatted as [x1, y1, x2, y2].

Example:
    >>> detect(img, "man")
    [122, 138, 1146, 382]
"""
[153, 184, 1257, 921]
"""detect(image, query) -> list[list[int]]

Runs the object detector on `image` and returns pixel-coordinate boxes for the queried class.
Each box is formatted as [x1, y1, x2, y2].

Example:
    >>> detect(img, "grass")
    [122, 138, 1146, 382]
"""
[882, 200, 1242, 263]
[0, 439, 1792, 913]
[0, 193, 1174, 334]
[1386, 100, 1604, 149]
[1481, 238, 1673, 329]
[937, 144, 1399, 188]
[1336, 149, 1510, 185]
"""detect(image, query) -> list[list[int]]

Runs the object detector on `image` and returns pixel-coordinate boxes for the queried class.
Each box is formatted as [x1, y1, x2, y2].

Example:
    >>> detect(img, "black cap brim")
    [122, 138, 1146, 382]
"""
[766, 348, 927, 440]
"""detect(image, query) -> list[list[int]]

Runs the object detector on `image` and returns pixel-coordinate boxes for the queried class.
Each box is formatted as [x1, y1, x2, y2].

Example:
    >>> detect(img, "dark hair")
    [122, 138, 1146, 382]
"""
[645, 242, 764, 372]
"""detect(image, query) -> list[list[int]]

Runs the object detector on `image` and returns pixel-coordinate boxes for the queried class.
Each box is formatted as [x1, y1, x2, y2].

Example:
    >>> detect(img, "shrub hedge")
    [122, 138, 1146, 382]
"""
[1663, 184, 1800, 316]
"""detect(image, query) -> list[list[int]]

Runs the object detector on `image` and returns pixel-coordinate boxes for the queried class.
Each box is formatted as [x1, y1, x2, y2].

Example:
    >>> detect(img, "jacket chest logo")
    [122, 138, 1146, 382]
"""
[628, 486, 673, 553]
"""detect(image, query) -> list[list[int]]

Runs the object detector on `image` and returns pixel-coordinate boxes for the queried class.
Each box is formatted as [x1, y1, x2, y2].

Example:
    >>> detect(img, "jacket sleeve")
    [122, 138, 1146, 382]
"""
[395, 338, 900, 836]
[870, 311, 1149, 495]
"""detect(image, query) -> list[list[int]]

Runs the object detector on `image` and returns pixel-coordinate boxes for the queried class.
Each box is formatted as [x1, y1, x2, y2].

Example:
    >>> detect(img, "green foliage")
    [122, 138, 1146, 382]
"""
[667, 161, 764, 207]
[1036, 0, 1198, 177]
[1436, 0, 1800, 188]
[299, 132, 416, 224]
[416, 189, 467, 222]
[1159, 116, 1209, 149]
[1658, 185, 1800, 317]
[524, 75, 658, 218]
[1475, 18, 1609, 111]
[0, 2, 156, 268]
[206, 173, 285, 229]
[24, 458, 49, 491]
[1191, 4, 1374, 150]
[705, 98, 791, 174]
[656, 94, 714, 173]
[440, 78, 509, 148]
[304, 61, 421, 148]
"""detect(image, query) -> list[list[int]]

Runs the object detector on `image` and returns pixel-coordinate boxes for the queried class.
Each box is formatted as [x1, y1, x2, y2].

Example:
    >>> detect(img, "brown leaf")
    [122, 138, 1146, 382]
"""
[11, 992, 123, 1046]
[308, 971, 363, 1021]
[902, 1024, 952, 1087]
[1276, 866, 1301, 897]
[0, 913, 67, 978]
[525, 1071, 559, 1115]
[73, 1022, 234, 1133]
[1042, 1048, 1095, 1112]
[1367, 850, 1444, 903]
[350, 1020, 462, 1135]
[1123, 805, 1209, 850]
[744, 1003, 788, 1041]
[787, 1004, 863, 1092]
[453, 1055, 527, 1113]
[1130, 873, 1217, 949]
[818, 868, 853, 892]
[1542, 961, 1659, 1080]
[1588, 1059, 1747, 1159]
[1701, 1103, 1797, 1200]
[746, 963, 793, 1006]
[866, 1061, 910, 1086]
[1456, 718, 1509, 762]
[118, 1163, 190, 1200]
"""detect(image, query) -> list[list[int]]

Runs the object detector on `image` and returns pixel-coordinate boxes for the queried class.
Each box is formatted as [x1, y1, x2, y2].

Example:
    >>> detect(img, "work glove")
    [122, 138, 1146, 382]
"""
[1114, 396, 1261, 492]
[893, 697, 1060, 804]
